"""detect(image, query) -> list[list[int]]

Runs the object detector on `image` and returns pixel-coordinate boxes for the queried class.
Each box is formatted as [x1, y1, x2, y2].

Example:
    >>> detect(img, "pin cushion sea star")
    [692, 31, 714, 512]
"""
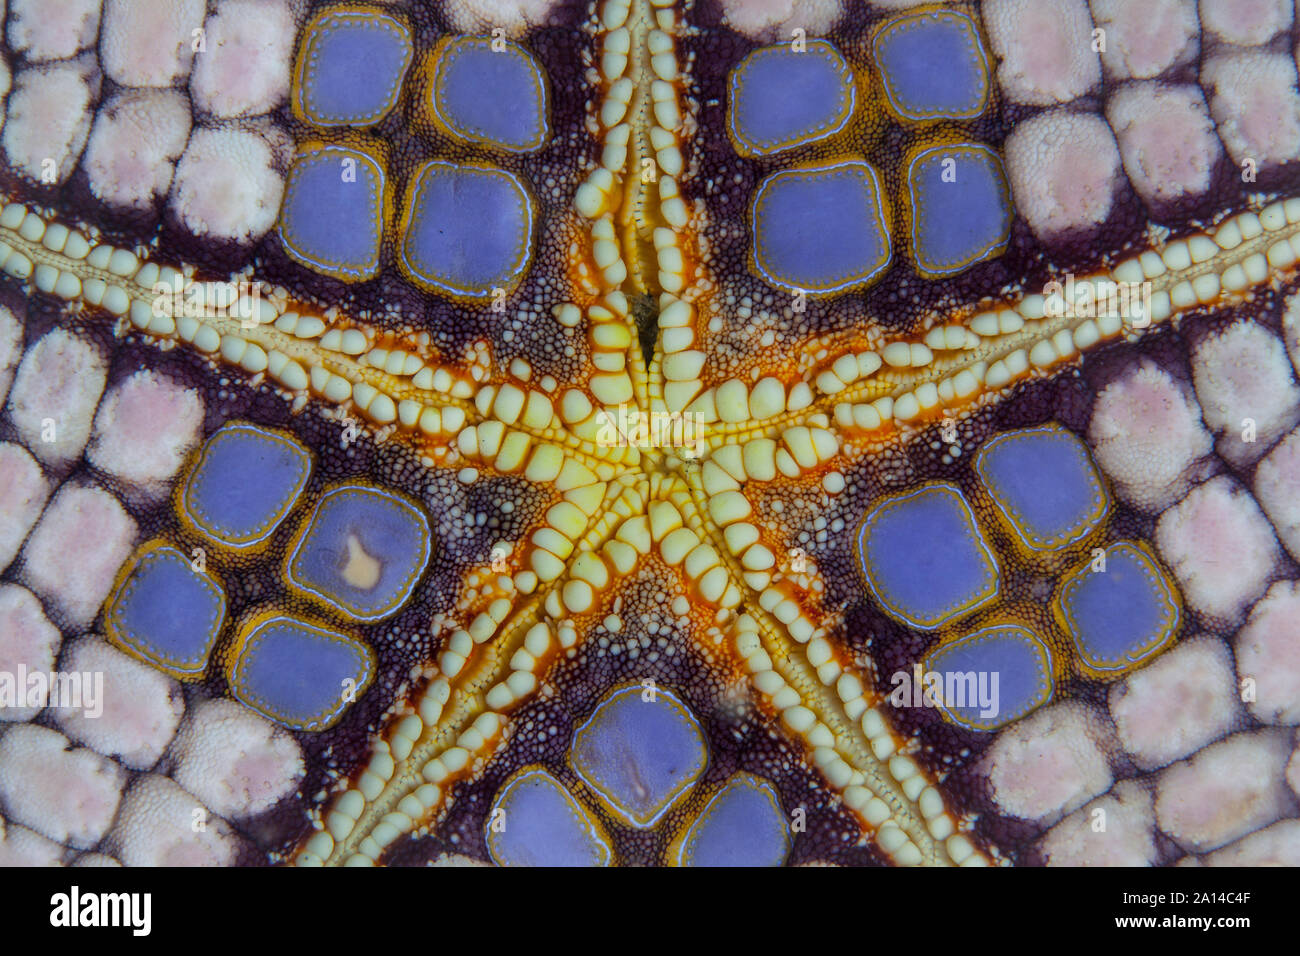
[0, 0, 1299, 869]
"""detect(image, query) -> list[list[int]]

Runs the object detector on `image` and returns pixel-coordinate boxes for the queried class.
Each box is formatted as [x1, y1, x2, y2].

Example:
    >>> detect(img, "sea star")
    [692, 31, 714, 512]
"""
[1, 0, 1299, 868]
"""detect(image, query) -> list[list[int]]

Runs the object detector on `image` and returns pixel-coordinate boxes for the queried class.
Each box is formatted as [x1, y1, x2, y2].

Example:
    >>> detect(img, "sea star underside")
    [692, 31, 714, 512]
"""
[0, 0, 1298, 869]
